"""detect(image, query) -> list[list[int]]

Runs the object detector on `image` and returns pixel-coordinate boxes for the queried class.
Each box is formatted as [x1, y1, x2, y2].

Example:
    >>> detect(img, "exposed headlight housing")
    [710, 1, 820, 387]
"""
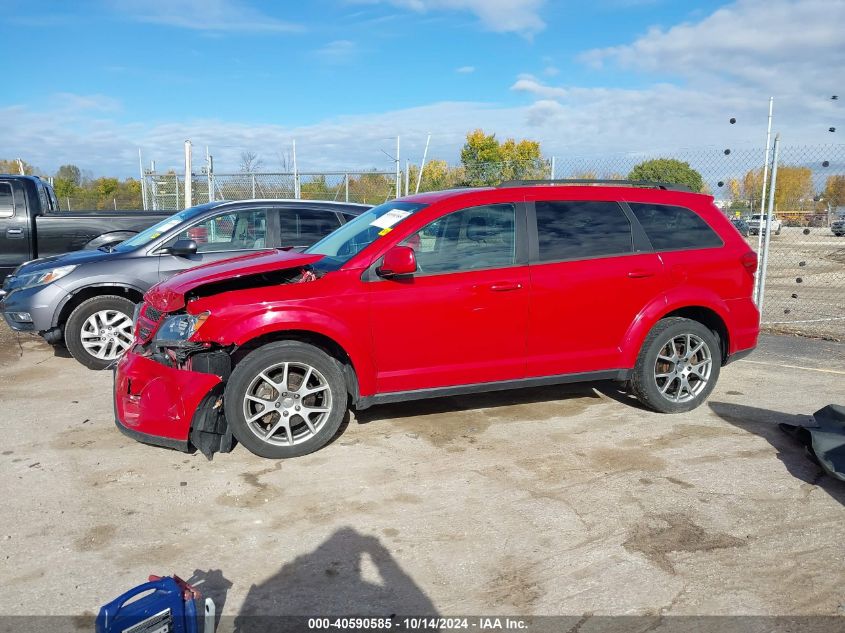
[10, 265, 77, 291]
[152, 311, 210, 347]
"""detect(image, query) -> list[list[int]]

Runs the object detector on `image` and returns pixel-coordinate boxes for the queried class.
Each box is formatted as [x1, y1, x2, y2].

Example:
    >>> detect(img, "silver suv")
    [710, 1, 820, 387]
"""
[1, 200, 367, 369]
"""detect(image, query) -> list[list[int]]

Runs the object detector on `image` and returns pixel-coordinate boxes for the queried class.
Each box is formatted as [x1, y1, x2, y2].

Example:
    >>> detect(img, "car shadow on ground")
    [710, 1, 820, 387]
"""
[233, 527, 437, 632]
[708, 401, 845, 505]
[352, 380, 613, 425]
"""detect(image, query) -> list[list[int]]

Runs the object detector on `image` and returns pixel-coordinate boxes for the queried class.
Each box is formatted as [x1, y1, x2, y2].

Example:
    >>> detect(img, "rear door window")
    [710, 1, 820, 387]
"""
[170, 208, 268, 253]
[628, 203, 723, 251]
[534, 200, 633, 262]
[279, 208, 340, 247]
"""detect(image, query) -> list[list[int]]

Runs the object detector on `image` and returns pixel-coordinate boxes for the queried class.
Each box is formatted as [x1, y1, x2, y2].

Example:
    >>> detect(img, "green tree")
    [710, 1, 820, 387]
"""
[94, 177, 120, 198]
[460, 129, 544, 186]
[56, 164, 82, 186]
[822, 175, 845, 208]
[742, 166, 815, 211]
[0, 158, 38, 175]
[627, 158, 704, 192]
[300, 175, 336, 200]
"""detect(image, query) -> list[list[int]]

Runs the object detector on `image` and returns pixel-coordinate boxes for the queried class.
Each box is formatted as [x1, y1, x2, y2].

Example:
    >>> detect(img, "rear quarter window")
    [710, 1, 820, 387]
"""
[535, 200, 633, 262]
[628, 203, 723, 251]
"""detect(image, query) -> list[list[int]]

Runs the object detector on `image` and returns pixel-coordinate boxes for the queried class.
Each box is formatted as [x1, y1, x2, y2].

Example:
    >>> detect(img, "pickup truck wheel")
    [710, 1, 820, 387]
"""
[630, 317, 721, 414]
[65, 295, 136, 370]
[224, 341, 347, 459]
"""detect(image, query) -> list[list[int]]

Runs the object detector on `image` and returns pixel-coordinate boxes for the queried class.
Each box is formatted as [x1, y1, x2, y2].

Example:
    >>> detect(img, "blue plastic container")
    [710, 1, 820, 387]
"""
[96, 576, 200, 633]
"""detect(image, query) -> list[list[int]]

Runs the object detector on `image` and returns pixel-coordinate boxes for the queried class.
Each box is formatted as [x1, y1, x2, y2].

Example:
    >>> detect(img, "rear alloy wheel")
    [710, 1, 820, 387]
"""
[630, 317, 721, 413]
[224, 341, 347, 458]
[65, 295, 136, 370]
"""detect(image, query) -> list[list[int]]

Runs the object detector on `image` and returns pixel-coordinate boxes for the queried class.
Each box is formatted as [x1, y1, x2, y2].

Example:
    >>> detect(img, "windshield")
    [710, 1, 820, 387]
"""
[112, 208, 204, 252]
[306, 201, 426, 271]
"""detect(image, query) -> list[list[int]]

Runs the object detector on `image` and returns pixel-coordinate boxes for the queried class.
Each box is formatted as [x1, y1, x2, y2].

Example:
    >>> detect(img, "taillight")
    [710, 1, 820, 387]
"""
[741, 252, 758, 274]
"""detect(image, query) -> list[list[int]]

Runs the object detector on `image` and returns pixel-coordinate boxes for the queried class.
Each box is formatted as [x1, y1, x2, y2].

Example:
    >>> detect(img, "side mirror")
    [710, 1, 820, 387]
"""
[169, 239, 198, 257]
[377, 245, 417, 278]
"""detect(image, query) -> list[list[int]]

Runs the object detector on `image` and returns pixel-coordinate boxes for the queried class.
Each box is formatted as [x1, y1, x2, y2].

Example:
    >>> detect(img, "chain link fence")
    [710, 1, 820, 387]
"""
[538, 144, 845, 341]
[140, 145, 844, 340]
[143, 171, 398, 211]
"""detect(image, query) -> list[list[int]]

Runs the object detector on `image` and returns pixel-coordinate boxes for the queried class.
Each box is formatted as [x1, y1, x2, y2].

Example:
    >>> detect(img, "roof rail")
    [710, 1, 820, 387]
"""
[497, 179, 693, 192]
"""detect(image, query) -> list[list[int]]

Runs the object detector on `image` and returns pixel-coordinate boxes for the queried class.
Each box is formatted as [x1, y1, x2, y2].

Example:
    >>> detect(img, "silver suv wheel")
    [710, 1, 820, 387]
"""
[79, 309, 134, 360]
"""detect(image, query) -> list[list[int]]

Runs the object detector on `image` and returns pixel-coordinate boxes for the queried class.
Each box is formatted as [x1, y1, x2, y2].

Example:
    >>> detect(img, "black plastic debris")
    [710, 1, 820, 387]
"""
[796, 277, 803, 283]
[784, 308, 790, 314]
[718, 181, 724, 187]
[792, 293, 799, 299]
[803, 228, 811, 235]
[833, 95, 839, 100]
[780, 405, 845, 482]
[830, 127, 837, 133]
[724, 149, 731, 155]
[729, 117, 736, 124]
[822, 161, 830, 167]
[799, 261, 806, 267]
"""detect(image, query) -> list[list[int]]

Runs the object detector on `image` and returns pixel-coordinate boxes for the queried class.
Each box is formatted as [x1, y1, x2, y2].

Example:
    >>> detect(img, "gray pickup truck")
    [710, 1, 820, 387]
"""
[0, 175, 169, 283]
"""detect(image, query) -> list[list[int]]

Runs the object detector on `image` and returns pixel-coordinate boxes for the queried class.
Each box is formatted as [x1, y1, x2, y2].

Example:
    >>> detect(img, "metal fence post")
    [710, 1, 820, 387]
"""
[757, 133, 781, 321]
[175, 175, 180, 210]
[753, 97, 774, 304]
[550, 156, 556, 180]
[345, 173, 349, 202]
[251, 173, 256, 199]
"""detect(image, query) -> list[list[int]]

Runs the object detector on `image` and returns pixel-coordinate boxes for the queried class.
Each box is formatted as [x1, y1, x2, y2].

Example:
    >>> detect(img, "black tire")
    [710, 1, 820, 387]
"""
[224, 341, 347, 458]
[629, 317, 721, 414]
[64, 295, 136, 370]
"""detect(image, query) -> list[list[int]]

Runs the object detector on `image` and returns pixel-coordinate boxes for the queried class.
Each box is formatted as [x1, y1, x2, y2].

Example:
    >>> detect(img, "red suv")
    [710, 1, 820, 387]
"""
[115, 182, 760, 459]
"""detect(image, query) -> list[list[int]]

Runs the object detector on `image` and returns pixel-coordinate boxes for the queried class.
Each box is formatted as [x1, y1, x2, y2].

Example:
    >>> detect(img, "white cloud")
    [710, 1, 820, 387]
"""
[581, 0, 844, 96]
[107, 0, 303, 33]
[5, 0, 841, 179]
[371, 0, 545, 35]
[315, 40, 358, 63]
[52, 93, 123, 113]
[456, 65, 476, 73]
[543, 66, 559, 77]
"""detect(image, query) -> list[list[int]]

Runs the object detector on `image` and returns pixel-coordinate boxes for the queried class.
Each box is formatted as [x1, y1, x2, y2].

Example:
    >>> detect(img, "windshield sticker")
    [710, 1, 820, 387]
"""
[369, 209, 411, 230]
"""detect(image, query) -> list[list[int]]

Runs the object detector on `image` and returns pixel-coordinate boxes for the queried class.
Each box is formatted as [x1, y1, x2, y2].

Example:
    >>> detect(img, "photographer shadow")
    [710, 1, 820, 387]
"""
[234, 527, 438, 632]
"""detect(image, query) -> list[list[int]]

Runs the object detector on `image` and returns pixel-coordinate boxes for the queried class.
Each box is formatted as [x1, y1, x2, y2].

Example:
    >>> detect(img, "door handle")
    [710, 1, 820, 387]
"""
[6, 228, 24, 239]
[627, 270, 654, 278]
[488, 282, 523, 292]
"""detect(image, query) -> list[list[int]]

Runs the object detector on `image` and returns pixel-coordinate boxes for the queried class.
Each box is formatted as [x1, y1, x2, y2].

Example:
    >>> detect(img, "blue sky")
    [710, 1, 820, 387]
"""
[0, 0, 842, 175]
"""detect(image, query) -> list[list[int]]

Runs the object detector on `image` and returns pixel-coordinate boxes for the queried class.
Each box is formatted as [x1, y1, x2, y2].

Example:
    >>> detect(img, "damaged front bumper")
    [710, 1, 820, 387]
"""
[114, 350, 234, 456]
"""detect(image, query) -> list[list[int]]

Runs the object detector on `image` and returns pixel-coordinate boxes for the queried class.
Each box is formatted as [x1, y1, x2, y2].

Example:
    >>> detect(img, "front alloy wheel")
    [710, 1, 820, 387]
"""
[64, 294, 137, 370]
[224, 341, 348, 458]
[80, 309, 134, 361]
[242, 361, 333, 447]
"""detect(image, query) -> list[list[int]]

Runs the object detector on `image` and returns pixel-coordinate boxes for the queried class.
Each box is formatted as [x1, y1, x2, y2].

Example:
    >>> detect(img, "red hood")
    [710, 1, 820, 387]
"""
[145, 249, 323, 312]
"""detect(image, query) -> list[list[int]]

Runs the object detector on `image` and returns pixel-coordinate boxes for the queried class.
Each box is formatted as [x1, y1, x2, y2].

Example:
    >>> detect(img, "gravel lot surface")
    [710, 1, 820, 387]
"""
[0, 324, 843, 626]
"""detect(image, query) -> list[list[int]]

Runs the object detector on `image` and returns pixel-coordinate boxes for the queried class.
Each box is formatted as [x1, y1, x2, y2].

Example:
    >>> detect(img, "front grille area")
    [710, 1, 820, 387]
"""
[135, 302, 166, 344]
[144, 305, 162, 322]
